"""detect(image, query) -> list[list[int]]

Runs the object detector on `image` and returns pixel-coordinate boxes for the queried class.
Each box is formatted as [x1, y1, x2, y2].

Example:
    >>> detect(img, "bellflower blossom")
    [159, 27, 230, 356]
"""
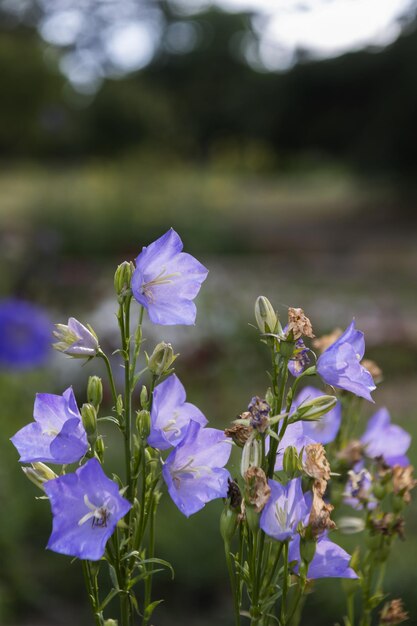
[11, 388, 88, 464]
[316, 320, 376, 402]
[148, 374, 207, 450]
[0, 298, 51, 369]
[44, 458, 132, 561]
[291, 386, 342, 444]
[260, 477, 311, 542]
[361, 407, 410, 467]
[289, 533, 358, 579]
[288, 339, 310, 377]
[53, 318, 99, 358]
[344, 466, 377, 510]
[162, 422, 232, 517]
[132, 228, 208, 325]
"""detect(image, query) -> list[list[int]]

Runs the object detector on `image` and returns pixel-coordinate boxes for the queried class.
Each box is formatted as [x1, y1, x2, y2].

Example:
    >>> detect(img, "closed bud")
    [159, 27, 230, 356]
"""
[300, 534, 317, 566]
[104, 620, 119, 626]
[116, 394, 123, 417]
[240, 436, 260, 477]
[87, 376, 103, 409]
[283, 446, 301, 478]
[245, 504, 260, 533]
[220, 506, 239, 543]
[292, 395, 337, 423]
[148, 342, 177, 377]
[22, 463, 57, 490]
[140, 385, 148, 409]
[372, 482, 386, 500]
[114, 261, 134, 296]
[255, 296, 278, 334]
[81, 403, 97, 443]
[136, 410, 150, 439]
[96, 436, 105, 461]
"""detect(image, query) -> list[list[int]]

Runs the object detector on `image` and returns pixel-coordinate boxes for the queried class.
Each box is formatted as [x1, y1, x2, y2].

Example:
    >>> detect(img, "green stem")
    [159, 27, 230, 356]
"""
[99, 351, 119, 411]
[224, 539, 241, 626]
[142, 498, 157, 626]
[280, 542, 289, 626]
[82, 561, 103, 626]
[267, 356, 289, 478]
[264, 542, 284, 590]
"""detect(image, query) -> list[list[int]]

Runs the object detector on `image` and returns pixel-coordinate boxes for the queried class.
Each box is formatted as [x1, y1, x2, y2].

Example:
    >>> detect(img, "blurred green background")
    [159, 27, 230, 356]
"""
[1, 1, 417, 624]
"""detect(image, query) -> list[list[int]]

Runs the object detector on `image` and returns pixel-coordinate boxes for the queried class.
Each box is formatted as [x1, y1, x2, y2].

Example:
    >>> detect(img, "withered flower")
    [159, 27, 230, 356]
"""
[287, 307, 315, 340]
[392, 465, 416, 504]
[244, 466, 271, 513]
[227, 478, 242, 510]
[370, 514, 405, 540]
[380, 598, 408, 624]
[309, 484, 336, 537]
[225, 414, 253, 447]
[304, 443, 331, 485]
[248, 396, 270, 433]
[312, 328, 343, 353]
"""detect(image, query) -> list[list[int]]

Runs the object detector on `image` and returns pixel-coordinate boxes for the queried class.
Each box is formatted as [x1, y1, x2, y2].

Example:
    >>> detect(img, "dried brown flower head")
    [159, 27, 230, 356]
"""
[304, 443, 331, 484]
[370, 514, 405, 540]
[227, 478, 242, 510]
[287, 307, 315, 340]
[225, 415, 253, 447]
[337, 440, 364, 466]
[380, 598, 408, 624]
[244, 466, 271, 513]
[312, 328, 343, 353]
[361, 358, 383, 383]
[392, 465, 416, 504]
[309, 484, 336, 536]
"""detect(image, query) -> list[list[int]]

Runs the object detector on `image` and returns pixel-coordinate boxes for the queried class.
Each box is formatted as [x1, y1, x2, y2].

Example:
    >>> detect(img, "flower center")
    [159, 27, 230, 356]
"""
[274, 500, 293, 530]
[78, 494, 111, 528]
[162, 414, 182, 437]
[141, 267, 181, 302]
[171, 456, 211, 488]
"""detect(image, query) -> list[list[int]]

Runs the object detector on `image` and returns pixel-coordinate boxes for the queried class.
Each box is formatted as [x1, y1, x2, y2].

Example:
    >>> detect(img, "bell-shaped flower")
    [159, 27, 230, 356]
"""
[317, 320, 375, 402]
[53, 318, 99, 358]
[44, 458, 131, 561]
[361, 407, 410, 467]
[132, 228, 208, 325]
[260, 477, 311, 542]
[148, 374, 207, 450]
[162, 422, 232, 517]
[344, 465, 377, 510]
[289, 533, 358, 579]
[11, 387, 88, 464]
[0, 298, 51, 370]
[291, 386, 342, 445]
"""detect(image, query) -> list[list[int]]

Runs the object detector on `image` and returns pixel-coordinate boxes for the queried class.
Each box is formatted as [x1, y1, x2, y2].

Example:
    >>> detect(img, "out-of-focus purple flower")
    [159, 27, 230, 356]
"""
[361, 407, 410, 467]
[148, 374, 207, 450]
[0, 298, 51, 369]
[288, 339, 310, 377]
[44, 458, 131, 561]
[289, 533, 358, 579]
[53, 318, 99, 358]
[344, 466, 377, 510]
[11, 388, 88, 464]
[274, 422, 316, 471]
[132, 228, 208, 325]
[260, 477, 311, 542]
[316, 320, 375, 402]
[291, 386, 342, 445]
[162, 422, 231, 517]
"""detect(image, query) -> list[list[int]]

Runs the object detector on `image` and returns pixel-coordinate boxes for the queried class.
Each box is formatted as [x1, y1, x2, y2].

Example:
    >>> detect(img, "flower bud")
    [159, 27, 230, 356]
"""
[245, 503, 260, 533]
[337, 516, 366, 534]
[116, 394, 123, 417]
[104, 620, 119, 626]
[136, 410, 150, 439]
[114, 261, 134, 295]
[87, 376, 103, 409]
[81, 403, 97, 444]
[53, 318, 99, 358]
[96, 436, 105, 461]
[140, 385, 148, 410]
[147, 342, 177, 377]
[300, 534, 317, 566]
[22, 462, 57, 490]
[283, 446, 301, 478]
[220, 506, 239, 543]
[240, 436, 260, 477]
[292, 395, 337, 423]
[255, 296, 278, 334]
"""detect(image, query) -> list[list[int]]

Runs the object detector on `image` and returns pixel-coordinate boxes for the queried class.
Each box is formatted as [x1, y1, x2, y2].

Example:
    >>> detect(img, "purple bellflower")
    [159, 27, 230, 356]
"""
[53, 317, 99, 358]
[260, 478, 311, 542]
[148, 374, 207, 450]
[44, 458, 131, 561]
[344, 466, 377, 510]
[162, 422, 232, 517]
[291, 386, 342, 445]
[361, 407, 410, 467]
[11, 388, 88, 464]
[0, 298, 51, 369]
[289, 533, 358, 579]
[288, 339, 310, 377]
[132, 228, 208, 325]
[316, 320, 376, 402]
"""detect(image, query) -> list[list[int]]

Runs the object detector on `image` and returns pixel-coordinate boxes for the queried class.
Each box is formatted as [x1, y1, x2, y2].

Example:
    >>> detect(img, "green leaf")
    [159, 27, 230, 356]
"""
[144, 599, 164, 621]
[108, 564, 119, 590]
[98, 416, 121, 427]
[98, 588, 121, 612]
